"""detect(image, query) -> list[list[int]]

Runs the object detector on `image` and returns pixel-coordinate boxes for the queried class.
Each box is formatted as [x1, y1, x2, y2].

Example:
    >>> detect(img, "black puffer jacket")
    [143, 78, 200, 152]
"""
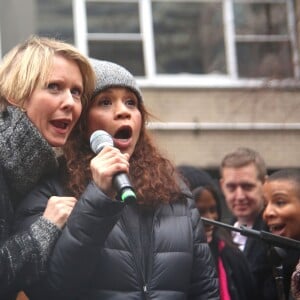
[0, 107, 61, 299]
[15, 177, 219, 300]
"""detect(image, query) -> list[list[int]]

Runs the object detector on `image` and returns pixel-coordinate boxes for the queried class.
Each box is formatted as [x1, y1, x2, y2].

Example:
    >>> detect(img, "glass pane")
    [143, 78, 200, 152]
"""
[153, 2, 226, 75]
[36, 0, 74, 43]
[234, 3, 288, 35]
[86, 3, 140, 33]
[237, 42, 293, 78]
[88, 41, 145, 76]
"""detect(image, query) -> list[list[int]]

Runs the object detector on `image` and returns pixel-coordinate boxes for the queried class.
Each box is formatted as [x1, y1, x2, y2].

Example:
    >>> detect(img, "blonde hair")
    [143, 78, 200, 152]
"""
[0, 35, 95, 111]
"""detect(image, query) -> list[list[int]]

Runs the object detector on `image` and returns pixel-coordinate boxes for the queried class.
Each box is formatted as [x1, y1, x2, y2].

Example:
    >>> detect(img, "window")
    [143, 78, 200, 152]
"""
[85, 1, 144, 75]
[36, 0, 74, 44]
[152, 2, 225, 75]
[234, 1, 295, 78]
[72, 0, 299, 87]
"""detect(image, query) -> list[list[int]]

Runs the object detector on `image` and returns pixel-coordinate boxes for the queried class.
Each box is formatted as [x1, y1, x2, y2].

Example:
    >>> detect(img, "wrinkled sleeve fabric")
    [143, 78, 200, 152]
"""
[46, 181, 124, 294]
[0, 216, 60, 296]
[0, 164, 60, 296]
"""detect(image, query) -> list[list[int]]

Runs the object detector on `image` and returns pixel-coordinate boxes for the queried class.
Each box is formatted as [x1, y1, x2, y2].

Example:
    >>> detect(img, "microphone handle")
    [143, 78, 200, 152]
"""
[201, 217, 300, 250]
[113, 173, 136, 203]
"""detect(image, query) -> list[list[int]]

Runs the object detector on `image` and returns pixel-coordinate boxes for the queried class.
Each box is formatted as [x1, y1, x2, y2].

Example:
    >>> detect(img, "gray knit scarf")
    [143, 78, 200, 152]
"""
[0, 106, 58, 203]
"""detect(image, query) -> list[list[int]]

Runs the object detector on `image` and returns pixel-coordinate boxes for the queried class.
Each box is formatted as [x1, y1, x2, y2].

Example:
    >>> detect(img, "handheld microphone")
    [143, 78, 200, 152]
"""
[90, 130, 136, 204]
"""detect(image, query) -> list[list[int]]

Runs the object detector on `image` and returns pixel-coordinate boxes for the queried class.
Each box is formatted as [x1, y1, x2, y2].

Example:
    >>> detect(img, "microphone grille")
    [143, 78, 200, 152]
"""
[90, 130, 113, 154]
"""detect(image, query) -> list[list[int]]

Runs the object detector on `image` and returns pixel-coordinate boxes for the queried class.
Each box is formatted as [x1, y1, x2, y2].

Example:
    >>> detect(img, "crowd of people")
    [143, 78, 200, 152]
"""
[0, 35, 299, 300]
[178, 149, 300, 300]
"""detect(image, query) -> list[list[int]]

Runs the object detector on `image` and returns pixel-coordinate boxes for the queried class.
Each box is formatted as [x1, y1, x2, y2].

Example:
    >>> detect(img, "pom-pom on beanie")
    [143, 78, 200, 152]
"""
[89, 58, 143, 103]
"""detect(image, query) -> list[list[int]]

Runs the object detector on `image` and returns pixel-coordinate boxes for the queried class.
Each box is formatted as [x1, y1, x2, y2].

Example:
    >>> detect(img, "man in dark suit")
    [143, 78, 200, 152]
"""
[220, 147, 278, 300]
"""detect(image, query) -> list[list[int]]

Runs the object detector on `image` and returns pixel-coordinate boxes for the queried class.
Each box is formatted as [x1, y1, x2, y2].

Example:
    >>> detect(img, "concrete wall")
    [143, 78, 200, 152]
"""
[143, 88, 300, 169]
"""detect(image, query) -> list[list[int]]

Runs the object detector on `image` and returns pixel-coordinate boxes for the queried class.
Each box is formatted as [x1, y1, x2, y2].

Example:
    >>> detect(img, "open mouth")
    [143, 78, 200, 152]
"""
[114, 126, 132, 140]
[51, 120, 70, 130]
[269, 223, 285, 234]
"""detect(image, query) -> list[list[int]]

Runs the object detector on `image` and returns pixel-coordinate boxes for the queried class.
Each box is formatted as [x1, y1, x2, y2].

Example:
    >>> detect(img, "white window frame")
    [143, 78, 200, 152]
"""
[73, 0, 300, 88]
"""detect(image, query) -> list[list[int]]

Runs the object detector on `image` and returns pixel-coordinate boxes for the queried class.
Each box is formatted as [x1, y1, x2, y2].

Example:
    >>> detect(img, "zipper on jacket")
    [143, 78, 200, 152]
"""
[142, 208, 159, 300]
[143, 284, 150, 299]
[120, 207, 149, 297]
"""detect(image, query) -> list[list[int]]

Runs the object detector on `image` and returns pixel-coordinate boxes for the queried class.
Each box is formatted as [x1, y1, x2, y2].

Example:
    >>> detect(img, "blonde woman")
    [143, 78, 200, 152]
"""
[0, 35, 95, 299]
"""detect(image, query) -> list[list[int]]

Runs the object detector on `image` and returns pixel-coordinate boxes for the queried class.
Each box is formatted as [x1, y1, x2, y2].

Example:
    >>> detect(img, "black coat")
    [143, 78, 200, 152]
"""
[231, 216, 279, 300]
[209, 236, 257, 300]
[15, 178, 220, 300]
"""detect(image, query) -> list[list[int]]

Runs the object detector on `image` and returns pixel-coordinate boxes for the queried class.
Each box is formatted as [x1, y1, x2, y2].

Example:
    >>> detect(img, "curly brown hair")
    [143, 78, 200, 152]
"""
[62, 100, 184, 206]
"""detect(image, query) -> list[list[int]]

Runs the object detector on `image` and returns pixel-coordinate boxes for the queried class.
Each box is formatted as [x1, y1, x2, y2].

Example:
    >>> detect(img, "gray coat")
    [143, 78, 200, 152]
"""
[0, 106, 60, 299]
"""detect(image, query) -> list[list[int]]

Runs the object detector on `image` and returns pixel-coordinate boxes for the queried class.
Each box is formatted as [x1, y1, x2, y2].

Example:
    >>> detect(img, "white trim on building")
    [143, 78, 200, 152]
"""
[72, 0, 300, 88]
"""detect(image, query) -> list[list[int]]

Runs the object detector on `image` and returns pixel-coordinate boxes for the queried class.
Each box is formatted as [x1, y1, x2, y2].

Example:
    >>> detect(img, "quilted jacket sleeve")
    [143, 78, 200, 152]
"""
[42, 181, 124, 297]
[14, 177, 124, 299]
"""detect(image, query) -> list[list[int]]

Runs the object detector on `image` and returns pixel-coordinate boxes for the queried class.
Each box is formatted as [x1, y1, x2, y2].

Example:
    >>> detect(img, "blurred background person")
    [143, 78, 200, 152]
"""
[193, 183, 256, 300]
[181, 166, 256, 300]
[177, 164, 216, 191]
[219, 147, 278, 300]
[177, 164, 231, 223]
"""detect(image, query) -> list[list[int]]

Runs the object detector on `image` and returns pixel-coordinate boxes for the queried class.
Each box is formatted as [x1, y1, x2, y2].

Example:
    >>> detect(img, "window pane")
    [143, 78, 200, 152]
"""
[88, 41, 145, 76]
[86, 3, 140, 33]
[237, 42, 293, 78]
[36, 0, 74, 43]
[152, 2, 226, 75]
[234, 3, 288, 35]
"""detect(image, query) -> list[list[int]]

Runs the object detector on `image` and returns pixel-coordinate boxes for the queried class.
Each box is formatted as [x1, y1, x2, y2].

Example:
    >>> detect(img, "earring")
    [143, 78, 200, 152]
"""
[20, 107, 26, 113]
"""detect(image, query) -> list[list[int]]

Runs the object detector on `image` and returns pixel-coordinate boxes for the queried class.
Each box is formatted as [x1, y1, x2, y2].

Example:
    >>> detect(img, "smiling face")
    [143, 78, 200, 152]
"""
[86, 87, 142, 158]
[263, 180, 300, 240]
[220, 163, 265, 225]
[23, 55, 83, 147]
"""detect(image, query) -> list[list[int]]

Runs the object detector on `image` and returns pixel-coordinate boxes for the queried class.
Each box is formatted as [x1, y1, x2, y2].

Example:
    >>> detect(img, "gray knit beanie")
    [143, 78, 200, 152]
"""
[89, 58, 143, 103]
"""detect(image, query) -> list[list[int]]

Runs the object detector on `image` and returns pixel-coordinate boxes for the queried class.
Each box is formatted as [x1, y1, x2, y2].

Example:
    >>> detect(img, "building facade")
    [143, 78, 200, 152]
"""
[1, 0, 299, 174]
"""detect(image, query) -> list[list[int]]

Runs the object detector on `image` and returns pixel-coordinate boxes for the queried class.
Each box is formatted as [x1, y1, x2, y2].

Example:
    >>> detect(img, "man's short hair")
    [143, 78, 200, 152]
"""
[220, 147, 267, 182]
